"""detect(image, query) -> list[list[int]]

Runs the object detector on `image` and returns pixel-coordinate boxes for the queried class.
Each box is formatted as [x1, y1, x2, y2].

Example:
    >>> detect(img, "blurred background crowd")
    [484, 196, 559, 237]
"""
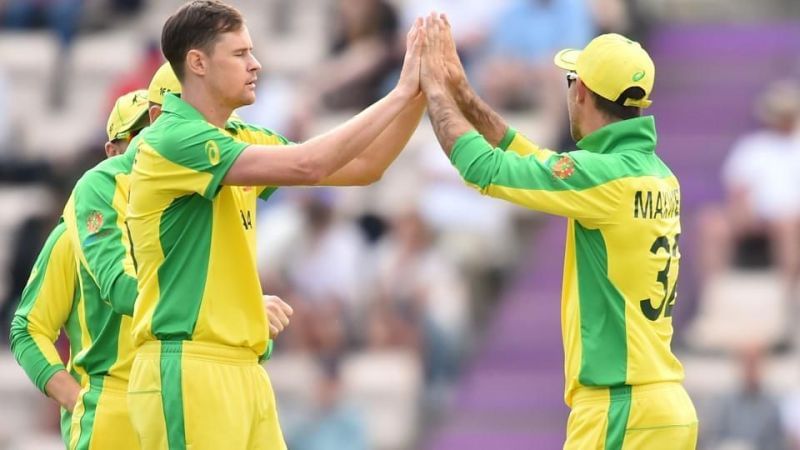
[0, 0, 800, 449]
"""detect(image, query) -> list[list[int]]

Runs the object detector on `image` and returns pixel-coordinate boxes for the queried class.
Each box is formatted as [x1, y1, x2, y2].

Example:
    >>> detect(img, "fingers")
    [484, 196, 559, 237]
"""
[264, 294, 292, 338]
[276, 297, 294, 316]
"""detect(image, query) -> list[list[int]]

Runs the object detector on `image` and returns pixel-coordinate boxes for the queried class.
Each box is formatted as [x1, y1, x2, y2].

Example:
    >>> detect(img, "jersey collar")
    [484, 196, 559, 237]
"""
[576, 116, 657, 155]
[161, 93, 207, 121]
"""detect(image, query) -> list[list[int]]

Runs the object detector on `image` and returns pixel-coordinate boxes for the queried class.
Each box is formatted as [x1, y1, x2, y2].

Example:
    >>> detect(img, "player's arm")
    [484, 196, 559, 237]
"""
[317, 92, 426, 186]
[223, 20, 424, 188]
[65, 176, 137, 316]
[9, 223, 81, 410]
[433, 12, 545, 159]
[421, 14, 618, 219]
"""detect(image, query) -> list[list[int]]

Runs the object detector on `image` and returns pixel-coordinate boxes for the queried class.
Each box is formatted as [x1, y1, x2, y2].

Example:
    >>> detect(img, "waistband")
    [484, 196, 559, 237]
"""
[572, 381, 685, 405]
[138, 340, 259, 365]
[88, 375, 128, 394]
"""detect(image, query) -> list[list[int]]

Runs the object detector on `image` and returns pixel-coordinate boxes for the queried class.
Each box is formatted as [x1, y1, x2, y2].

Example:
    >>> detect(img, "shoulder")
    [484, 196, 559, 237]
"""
[227, 120, 290, 145]
[74, 160, 118, 196]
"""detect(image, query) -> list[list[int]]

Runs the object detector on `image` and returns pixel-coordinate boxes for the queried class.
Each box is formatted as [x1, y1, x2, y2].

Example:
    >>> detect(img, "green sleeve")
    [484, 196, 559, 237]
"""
[450, 131, 622, 220]
[159, 119, 250, 199]
[72, 170, 138, 316]
[498, 127, 516, 150]
[10, 223, 74, 393]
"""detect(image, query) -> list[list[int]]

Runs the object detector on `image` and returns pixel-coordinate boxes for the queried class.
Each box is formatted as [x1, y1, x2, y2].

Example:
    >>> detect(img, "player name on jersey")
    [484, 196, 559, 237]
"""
[633, 189, 680, 219]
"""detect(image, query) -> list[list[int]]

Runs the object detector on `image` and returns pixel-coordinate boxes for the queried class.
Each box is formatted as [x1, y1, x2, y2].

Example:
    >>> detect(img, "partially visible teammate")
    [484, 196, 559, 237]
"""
[126, 1, 426, 448]
[9, 89, 150, 447]
[419, 14, 698, 450]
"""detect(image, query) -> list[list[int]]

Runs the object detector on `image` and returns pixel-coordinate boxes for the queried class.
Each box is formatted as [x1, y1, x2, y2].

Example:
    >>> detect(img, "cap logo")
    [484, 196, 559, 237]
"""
[633, 71, 645, 82]
[206, 140, 221, 165]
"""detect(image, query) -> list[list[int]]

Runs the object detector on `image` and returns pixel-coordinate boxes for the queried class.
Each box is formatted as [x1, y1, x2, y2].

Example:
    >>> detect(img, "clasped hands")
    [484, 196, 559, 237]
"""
[395, 12, 468, 103]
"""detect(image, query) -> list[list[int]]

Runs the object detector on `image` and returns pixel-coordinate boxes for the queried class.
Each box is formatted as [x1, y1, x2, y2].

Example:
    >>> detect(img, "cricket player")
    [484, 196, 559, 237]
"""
[419, 14, 698, 449]
[125, 1, 426, 448]
[9, 89, 150, 448]
[62, 62, 294, 449]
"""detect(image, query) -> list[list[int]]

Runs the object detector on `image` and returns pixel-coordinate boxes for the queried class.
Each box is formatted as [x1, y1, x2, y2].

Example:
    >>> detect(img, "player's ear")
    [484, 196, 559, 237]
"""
[575, 79, 588, 105]
[104, 141, 118, 158]
[149, 105, 162, 123]
[186, 49, 207, 77]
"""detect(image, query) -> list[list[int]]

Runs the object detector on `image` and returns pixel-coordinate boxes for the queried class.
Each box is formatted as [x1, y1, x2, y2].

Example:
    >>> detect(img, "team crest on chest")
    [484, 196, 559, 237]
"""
[86, 211, 104, 234]
[552, 155, 575, 180]
[206, 140, 221, 165]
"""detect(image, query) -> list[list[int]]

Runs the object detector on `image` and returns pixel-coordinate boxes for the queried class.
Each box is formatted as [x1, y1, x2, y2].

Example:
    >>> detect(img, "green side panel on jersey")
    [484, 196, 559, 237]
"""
[575, 222, 628, 387]
[72, 264, 121, 376]
[151, 195, 213, 340]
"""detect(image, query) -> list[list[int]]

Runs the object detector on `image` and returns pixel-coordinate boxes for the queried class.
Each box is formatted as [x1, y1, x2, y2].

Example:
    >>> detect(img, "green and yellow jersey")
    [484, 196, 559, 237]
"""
[61, 146, 140, 384]
[9, 221, 84, 445]
[451, 116, 684, 406]
[127, 94, 289, 355]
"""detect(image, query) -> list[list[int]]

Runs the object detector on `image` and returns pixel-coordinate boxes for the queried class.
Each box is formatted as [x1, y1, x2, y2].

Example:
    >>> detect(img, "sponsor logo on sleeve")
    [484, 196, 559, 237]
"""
[206, 140, 221, 166]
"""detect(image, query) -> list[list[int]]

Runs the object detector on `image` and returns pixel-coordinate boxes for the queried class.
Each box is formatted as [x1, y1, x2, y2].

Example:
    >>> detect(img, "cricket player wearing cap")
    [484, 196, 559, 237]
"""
[125, 0, 426, 447]
[419, 13, 698, 450]
[10, 89, 150, 449]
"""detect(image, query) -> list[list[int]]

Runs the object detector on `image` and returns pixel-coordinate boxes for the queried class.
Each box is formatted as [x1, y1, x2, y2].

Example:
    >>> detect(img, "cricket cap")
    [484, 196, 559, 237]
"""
[554, 33, 654, 108]
[106, 89, 149, 141]
[148, 62, 182, 106]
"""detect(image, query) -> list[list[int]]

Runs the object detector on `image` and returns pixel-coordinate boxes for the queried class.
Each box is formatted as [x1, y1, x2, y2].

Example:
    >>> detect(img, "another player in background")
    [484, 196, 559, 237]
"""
[9, 89, 149, 448]
[126, 0, 426, 448]
[419, 13, 697, 449]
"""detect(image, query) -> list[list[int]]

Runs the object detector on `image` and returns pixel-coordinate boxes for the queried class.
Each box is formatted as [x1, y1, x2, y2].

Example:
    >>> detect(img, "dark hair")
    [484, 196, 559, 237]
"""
[590, 87, 646, 121]
[161, 0, 244, 80]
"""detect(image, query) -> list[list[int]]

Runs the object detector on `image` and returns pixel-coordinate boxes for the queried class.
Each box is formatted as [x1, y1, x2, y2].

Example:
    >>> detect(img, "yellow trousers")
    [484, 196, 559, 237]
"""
[565, 382, 698, 450]
[127, 340, 285, 450]
[69, 376, 139, 450]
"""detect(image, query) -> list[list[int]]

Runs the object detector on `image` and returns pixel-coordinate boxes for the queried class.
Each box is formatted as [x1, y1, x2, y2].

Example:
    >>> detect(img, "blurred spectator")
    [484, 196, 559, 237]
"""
[1, 0, 82, 45]
[477, 0, 594, 110]
[704, 345, 789, 450]
[0, 68, 10, 155]
[291, 0, 401, 138]
[401, 0, 509, 67]
[1, 0, 84, 108]
[284, 190, 368, 311]
[288, 358, 367, 450]
[698, 81, 800, 298]
[372, 206, 469, 386]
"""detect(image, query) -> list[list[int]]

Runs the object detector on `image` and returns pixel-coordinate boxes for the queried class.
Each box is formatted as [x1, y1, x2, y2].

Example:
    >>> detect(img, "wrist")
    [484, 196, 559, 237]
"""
[393, 84, 419, 102]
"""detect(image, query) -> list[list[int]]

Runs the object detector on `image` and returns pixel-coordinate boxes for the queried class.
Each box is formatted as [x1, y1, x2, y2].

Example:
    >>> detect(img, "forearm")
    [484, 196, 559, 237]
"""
[304, 88, 414, 178]
[10, 318, 66, 393]
[45, 370, 81, 411]
[451, 79, 509, 147]
[426, 90, 474, 155]
[320, 93, 426, 185]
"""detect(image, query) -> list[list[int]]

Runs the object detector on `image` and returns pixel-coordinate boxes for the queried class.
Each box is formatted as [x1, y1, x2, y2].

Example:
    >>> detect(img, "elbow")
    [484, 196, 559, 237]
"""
[8, 317, 28, 351]
[296, 155, 327, 185]
[356, 169, 383, 186]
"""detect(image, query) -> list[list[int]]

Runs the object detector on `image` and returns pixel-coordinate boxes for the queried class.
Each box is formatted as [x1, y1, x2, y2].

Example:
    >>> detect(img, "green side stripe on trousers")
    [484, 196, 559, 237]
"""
[605, 385, 632, 450]
[161, 341, 187, 450]
[73, 377, 104, 450]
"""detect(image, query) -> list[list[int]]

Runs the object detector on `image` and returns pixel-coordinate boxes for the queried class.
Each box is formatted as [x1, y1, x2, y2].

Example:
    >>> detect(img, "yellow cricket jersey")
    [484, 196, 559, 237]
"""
[62, 146, 140, 385]
[10, 222, 82, 390]
[127, 94, 289, 355]
[9, 222, 83, 446]
[451, 116, 684, 406]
